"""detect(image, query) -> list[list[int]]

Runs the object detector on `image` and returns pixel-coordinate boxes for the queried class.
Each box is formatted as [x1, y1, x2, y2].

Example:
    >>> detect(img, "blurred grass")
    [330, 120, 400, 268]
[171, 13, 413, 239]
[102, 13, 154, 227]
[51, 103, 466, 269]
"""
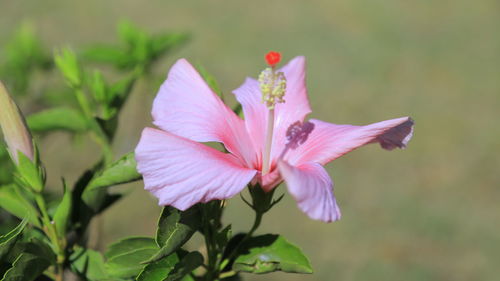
[1, 0, 499, 280]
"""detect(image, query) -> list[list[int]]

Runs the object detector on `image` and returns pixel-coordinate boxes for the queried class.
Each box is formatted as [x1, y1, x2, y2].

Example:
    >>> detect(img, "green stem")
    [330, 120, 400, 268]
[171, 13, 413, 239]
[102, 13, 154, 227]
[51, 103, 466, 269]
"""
[247, 211, 263, 238]
[89, 131, 113, 165]
[74, 88, 93, 118]
[74, 87, 114, 164]
[218, 210, 263, 274]
[218, 270, 236, 279]
[201, 204, 219, 281]
[35, 193, 65, 281]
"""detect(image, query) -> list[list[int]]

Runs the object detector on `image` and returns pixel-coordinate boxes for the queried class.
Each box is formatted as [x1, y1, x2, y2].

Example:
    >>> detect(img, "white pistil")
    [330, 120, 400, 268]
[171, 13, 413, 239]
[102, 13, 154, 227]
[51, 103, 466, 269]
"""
[259, 67, 286, 175]
[262, 108, 275, 175]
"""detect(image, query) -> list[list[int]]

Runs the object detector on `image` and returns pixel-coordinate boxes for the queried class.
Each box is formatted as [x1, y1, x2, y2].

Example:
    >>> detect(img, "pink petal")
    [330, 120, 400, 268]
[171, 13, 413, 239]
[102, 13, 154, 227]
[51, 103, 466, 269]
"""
[278, 161, 341, 222]
[251, 169, 282, 192]
[232, 78, 265, 167]
[233, 56, 312, 169]
[152, 59, 255, 167]
[135, 128, 257, 211]
[286, 117, 414, 166]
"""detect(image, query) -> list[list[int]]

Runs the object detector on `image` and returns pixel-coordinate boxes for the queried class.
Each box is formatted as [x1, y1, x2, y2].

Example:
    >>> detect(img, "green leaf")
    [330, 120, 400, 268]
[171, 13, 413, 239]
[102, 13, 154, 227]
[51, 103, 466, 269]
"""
[109, 75, 136, 107]
[232, 104, 243, 118]
[0, 185, 39, 227]
[15, 152, 43, 193]
[82, 45, 130, 68]
[233, 234, 313, 274]
[2, 239, 55, 281]
[117, 21, 149, 66]
[70, 247, 108, 281]
[164, 251, 203, 281]
[0, 145, 8, 161]
[0, 145, 15, 185]
[52, 181, 72, 237]
[85, 152, 141, 192]
[150, 33, 189, 58]
[196, 64, 223, 99]
[88, 71, 108, 103]
[27, 107, 88, 133]
[1, 22, 51, 96]
[215, 225, 232, 250]
[118, 21, 147, 47]
[69, 165, 107, 236]
[1, 254, 49, 281]
[0, 219, 27, 261]
[136, 253, 180, 281]
[54, 48, 82, 88]
[78, 161, 125, 215]
[148, 206, 200, 263]
[105, 237, 158, 278]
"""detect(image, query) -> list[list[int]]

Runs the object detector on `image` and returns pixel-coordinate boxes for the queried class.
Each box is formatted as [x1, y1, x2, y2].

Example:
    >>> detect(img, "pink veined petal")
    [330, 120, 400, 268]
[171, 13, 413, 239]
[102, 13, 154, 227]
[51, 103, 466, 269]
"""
[278, 161, 341, 222]
[285, 117, 414, 166]
[233, 56, 312, 169]
[135, 127, 257, 211]
[256, 169, 282, 192]
[153, 59, 255, 167]
[232, 78, 264, 167]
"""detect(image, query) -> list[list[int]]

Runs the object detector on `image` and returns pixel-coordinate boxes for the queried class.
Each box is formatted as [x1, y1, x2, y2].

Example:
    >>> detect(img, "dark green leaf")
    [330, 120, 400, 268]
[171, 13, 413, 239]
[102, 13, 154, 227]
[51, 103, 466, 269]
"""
[136, 253, 180, 281]
[70, 247, 108, 281]
[70, 165, 104, 237]
[165, 251, 203, 281]
[0, 185, 39, 227]
[2, 239, 55, 281]
[148, 206, 200, 263]
[1, 254, 49, 281]
[232, 104, 243, 118]
[79, 187, 107, 214]
[52, 181, 72, 237]
[0, 219, 27, 261]
[85, 152, 141, 191]
[76, 162, 125, 217]
[105, 237, 158, 278]
[27, 107, 88, 133]
[233, 234, 313, 274]
[215, 225, 232, 250]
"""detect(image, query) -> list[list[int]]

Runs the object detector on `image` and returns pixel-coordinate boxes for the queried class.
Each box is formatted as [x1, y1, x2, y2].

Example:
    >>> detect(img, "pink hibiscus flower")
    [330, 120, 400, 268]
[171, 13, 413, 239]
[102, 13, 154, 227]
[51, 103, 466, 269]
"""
[135, 53, 414, 222]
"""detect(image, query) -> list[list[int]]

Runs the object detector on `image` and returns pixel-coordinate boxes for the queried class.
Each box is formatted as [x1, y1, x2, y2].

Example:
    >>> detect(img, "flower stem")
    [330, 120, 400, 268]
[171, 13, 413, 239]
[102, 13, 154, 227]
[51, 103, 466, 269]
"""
[219, 270, 236, 279]
[218, 209, 263, 274]
[200, 202, 224, 281]
[247, 210, 263, 238]
[35, 194, 65, 281]
[262, 108, 275, 175]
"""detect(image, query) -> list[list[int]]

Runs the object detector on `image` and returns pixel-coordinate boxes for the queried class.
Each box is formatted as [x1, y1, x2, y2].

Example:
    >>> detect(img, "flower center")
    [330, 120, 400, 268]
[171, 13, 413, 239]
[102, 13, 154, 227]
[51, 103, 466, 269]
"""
[260, 51, 287, 175]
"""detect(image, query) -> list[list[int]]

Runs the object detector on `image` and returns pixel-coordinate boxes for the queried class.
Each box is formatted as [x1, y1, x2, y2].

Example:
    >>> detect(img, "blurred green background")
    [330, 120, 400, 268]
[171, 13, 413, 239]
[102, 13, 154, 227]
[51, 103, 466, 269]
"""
[1, 0, 499, 280]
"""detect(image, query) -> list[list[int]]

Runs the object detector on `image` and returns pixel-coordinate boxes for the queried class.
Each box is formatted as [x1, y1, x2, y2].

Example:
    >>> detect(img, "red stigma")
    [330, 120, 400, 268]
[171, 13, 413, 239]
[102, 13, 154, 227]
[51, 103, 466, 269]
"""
[265, 51, 281, 67]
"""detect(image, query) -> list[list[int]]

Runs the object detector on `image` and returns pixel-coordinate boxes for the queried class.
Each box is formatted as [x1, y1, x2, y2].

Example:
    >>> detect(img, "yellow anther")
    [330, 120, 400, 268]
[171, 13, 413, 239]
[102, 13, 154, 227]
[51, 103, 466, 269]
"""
[258, 68, 287, 109]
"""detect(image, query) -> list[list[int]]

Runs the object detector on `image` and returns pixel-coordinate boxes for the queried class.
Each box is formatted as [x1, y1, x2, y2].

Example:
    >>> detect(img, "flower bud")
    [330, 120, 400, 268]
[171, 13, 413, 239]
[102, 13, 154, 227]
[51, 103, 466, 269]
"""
[0, 81, 34, 163]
